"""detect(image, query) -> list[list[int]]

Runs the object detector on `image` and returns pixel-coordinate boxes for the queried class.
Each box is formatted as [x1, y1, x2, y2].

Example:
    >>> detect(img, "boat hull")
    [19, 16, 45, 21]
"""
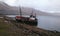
[16, 18, 38, 26]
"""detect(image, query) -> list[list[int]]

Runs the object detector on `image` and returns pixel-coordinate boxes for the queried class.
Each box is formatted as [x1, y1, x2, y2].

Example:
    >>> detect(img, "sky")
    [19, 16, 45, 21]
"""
[0, 0, 60, 13]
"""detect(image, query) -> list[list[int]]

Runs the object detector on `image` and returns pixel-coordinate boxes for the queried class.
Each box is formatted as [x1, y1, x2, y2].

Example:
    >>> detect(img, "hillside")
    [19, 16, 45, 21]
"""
[0, 1, 10, 10]
[0, 1, 18, 10]
[0, 1, 18, 15]
[0, 1, 52, 16]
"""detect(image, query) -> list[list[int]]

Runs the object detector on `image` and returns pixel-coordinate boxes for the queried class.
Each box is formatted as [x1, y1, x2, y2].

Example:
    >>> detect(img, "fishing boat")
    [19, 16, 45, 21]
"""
[15, 7, 38, 26]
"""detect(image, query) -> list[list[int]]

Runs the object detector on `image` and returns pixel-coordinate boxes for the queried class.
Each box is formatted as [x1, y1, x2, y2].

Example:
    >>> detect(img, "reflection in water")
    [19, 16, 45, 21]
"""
[6, 15, 60, 32]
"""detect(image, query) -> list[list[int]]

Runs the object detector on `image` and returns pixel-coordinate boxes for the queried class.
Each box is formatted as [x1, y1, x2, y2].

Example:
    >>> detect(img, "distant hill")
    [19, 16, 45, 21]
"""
[0, 1, 18, 15]
[20, 7, 53, 16]
[0, 1, 53, 16]
[0, 1, 18, 10]
[0, 1, 10, 10]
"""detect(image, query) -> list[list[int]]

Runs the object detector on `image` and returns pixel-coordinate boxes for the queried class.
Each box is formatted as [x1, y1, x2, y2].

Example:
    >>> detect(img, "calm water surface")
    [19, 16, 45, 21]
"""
[6, 15, 60, 32]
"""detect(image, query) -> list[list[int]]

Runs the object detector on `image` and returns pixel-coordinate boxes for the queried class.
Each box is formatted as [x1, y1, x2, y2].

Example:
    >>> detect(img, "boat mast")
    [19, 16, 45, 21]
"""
[30, 9, 33, 17]
[19, 6, 22, 16]
[31, 9, 33, 16]
[35, 13, 36, 18]
[32, 9, 33, 16]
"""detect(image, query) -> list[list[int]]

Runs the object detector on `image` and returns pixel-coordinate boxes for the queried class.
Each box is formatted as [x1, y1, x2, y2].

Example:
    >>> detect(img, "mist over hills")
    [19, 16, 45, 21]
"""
[0, 1, 55, 16]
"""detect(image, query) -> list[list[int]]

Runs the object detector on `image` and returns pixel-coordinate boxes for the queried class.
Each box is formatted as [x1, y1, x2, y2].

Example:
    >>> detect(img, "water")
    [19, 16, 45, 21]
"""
[37, 16, 60, 31]
[6, 15, 60, 32]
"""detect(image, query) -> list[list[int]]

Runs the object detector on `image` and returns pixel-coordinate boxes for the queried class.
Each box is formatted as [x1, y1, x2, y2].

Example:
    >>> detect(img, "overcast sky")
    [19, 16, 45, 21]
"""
[0, 0, 60, 13]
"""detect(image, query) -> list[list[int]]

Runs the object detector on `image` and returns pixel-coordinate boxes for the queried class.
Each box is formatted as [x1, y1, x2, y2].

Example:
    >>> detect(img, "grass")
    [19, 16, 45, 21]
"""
[0, 18, 21, 36]
[0, 18, 9, 36]
[0, 17, 60, 36]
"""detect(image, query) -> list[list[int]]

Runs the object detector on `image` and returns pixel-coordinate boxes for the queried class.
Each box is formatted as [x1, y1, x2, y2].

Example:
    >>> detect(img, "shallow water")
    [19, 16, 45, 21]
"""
[6, 15, 60, 31]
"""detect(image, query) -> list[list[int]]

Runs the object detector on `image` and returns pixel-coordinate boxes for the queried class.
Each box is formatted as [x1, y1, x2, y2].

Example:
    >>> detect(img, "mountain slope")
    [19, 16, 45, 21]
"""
[20, 7, 52, 16]
[0, 1, 18, 15]
[0, 1, 10, 10]
[0, 1, 52, 16]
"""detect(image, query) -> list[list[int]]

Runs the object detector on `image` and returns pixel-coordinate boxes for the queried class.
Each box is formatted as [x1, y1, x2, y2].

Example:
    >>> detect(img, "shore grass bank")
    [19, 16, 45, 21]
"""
[0, 16, 60, 36]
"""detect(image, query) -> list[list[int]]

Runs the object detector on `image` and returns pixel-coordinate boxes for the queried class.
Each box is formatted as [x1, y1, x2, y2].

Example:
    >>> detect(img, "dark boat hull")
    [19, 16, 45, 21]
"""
[16, 19, 38, 26]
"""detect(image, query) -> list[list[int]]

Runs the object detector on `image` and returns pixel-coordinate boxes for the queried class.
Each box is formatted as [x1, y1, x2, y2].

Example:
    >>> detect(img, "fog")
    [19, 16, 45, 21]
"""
[1, 0, 60, 13]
